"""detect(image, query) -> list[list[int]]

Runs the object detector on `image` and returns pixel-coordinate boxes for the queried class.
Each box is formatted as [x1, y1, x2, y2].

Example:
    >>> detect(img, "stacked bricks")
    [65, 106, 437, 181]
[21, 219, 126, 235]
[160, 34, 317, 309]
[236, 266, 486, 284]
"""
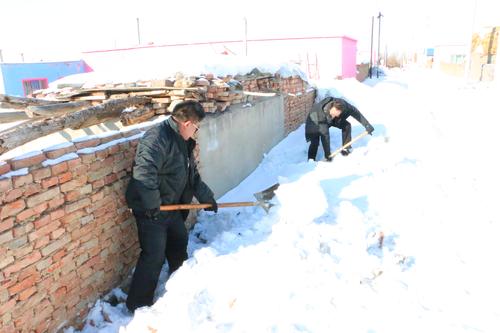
[240, 76, 280, 93]
[240, 75, 316, 134]
[279, 76, 316, 135]
[0, 127, 154, 332]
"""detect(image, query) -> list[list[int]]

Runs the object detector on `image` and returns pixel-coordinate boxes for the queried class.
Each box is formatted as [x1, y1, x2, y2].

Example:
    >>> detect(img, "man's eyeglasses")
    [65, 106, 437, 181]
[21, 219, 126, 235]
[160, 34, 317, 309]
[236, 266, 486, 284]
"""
[192, 122, 199, 133]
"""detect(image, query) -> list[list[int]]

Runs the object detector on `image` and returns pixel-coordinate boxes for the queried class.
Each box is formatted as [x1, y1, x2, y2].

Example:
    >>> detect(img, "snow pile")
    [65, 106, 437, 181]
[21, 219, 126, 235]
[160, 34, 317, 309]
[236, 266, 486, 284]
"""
[66, 69, 500, 333]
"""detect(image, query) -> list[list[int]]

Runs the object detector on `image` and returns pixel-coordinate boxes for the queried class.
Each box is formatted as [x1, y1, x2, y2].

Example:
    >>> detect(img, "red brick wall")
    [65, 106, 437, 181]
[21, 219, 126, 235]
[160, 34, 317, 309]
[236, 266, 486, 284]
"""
[0, 75, 316, 333]
[275, 76, 316, 134]
[0, 129, 147, 332]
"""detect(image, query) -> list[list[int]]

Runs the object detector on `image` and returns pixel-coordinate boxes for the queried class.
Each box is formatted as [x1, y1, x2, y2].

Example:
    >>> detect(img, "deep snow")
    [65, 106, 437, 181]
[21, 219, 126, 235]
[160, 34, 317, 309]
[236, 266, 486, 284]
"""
[67, 68, 500, 333]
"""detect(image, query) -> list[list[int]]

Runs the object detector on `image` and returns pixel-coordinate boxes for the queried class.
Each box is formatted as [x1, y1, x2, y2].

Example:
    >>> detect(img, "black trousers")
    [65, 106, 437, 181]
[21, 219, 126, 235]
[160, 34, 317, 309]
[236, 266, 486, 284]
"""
[331, 119, 352, 148]
[307, 132, 331, 161]
[126, 212, 188, 311]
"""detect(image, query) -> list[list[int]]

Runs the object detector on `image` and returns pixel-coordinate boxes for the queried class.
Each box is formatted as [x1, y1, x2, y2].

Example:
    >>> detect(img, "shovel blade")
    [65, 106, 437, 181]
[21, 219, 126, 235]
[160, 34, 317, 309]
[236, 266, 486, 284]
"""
[258, 201, 275, 213]
[253, 183, 279, 202]
[253, 183, 279, 214]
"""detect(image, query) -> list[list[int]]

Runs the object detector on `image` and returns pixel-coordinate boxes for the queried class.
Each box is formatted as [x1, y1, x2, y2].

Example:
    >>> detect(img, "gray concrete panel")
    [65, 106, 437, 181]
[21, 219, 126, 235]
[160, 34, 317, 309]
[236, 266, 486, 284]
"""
[198, 96, 284, 198]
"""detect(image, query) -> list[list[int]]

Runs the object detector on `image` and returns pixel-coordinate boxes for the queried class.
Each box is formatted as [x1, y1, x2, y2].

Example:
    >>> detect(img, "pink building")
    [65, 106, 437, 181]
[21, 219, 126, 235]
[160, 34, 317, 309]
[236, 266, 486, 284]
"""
[83, 36, 357, 80]
[244, 36, 358, 80]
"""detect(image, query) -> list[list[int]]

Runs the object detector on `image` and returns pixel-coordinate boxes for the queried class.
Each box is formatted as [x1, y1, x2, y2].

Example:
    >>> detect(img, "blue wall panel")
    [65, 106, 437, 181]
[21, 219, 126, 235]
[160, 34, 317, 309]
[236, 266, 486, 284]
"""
[0, 61, 89, 96]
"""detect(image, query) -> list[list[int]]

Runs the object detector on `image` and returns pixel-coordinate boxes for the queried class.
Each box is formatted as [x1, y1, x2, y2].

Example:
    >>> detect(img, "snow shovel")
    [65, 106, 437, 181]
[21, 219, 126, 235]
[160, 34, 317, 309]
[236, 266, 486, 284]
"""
[159, 183, 279, 213]
[327, 130, 369, 159]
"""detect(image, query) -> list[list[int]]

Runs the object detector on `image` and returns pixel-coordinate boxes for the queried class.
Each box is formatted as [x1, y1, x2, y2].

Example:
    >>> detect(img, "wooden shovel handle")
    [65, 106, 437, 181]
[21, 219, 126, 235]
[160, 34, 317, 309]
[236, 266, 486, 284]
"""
[329, 130, 369, 158]
[160, 201, 258, 211]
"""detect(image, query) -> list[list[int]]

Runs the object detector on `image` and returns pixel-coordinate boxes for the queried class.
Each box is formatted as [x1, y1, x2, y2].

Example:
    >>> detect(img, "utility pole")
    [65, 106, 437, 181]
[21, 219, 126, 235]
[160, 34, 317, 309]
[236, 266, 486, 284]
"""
[377, 12, 383, 78]
[136, 18, 141, 45]
[369, 16, 374, 78]
[244, 17, 248, 56]
[486, 26, 496, 64]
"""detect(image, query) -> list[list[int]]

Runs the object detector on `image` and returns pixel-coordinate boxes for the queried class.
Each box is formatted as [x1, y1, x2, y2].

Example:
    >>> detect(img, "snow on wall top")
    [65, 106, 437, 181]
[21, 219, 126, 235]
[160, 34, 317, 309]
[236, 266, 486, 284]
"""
[51, 54, 309, 89]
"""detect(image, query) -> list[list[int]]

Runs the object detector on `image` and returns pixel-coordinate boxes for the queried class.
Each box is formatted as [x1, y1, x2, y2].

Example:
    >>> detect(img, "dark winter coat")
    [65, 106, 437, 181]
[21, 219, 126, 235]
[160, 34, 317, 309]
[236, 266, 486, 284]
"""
[328, 97, 371, 129]
[125, 117, 213, 219]
[305, 97, 334, 141]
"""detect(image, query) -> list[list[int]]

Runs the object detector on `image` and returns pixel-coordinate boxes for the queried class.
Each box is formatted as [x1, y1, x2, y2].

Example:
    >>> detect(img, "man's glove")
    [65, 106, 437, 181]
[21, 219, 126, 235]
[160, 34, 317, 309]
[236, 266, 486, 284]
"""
[366, 124, 375, 135]
[144, 208, 160, 220]
[341, 147, 352, 156]
[204, 197, 218, 213]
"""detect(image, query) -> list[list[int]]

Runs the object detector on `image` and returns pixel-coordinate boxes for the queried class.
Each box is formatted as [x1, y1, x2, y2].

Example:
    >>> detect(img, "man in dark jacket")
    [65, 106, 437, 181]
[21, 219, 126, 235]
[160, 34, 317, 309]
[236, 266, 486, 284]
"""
[125, 100, 217, 312]
[305, 97, 374, 161]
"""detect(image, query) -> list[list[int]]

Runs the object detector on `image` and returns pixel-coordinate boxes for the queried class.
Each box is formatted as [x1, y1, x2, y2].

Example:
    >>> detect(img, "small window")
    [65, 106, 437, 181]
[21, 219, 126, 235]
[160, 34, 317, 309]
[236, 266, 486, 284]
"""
[450, 55, 465, 65]
[22, 78, 48, 97]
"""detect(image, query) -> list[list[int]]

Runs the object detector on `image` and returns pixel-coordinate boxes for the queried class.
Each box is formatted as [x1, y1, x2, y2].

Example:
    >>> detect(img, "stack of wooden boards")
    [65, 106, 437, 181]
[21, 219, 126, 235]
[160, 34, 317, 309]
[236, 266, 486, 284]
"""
[0, 72, 283, 155]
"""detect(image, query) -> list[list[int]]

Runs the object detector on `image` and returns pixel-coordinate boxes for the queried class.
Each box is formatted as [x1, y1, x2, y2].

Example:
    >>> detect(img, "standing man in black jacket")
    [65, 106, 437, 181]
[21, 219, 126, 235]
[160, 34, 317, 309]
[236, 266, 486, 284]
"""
[305, 97, 374, 161]
[125, 100, 217, 312]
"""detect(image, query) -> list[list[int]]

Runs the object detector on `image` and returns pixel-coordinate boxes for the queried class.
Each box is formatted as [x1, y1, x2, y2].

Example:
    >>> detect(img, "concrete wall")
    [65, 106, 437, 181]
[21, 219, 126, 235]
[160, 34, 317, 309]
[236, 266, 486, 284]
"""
[198, 96, 284, 198]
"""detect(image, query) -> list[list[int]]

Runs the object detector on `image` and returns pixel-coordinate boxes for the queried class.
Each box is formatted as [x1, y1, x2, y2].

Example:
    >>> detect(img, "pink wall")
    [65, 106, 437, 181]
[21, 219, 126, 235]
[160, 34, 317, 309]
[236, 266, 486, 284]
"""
[342, 37, 357, 78]
[83, 36, 358, 80]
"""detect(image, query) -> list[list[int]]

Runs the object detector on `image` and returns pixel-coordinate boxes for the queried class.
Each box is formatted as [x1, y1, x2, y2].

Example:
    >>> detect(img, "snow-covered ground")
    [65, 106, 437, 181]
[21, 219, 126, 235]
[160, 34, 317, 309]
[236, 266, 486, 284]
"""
[67, 68, 500, 333]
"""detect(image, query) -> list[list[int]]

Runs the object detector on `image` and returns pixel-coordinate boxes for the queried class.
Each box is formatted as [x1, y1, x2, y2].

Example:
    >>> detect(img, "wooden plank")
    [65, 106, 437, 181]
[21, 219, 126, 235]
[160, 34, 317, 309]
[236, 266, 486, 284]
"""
[0, 94, 64, 109]
[0, 110, 31, 123]
[26, 101, 93, 117]
[215, 95, 234, 102]
[55, 86, 207, 100]
[151, 97, 171, 103]
[129, 90, 169, 97]
[170, 96, 186, 101]
[73, 95, 108, 101]
[152, 103, 169, 109]
[151, 79, 174, 87]
[120, 107, 156, 126]
[108, 93, 130, 99]
[0, 96, 151, 155]
[169, 90, 187, 97]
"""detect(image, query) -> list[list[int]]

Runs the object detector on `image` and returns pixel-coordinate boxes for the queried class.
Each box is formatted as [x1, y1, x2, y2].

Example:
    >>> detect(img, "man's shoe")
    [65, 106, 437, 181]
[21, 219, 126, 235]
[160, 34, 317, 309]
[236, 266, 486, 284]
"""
[340, 148, 352, 156]
[122, 305, 134, 316]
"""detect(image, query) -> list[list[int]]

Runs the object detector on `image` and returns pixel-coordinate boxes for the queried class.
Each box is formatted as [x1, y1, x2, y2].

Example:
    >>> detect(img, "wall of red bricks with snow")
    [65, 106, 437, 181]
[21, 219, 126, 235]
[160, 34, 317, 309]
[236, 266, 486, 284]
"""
[0, 76, 315, 332]
[0, 128, 147, 332]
